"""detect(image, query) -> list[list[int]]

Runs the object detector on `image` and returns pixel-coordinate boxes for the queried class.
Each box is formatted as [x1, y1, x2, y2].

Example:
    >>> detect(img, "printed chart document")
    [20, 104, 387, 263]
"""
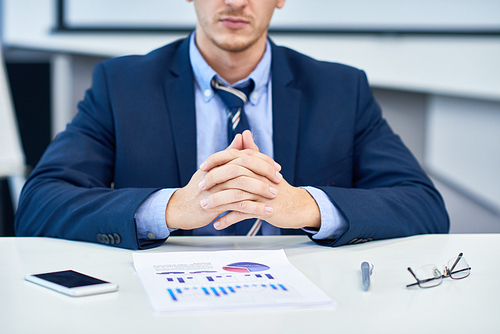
[133, 249, 335, 313]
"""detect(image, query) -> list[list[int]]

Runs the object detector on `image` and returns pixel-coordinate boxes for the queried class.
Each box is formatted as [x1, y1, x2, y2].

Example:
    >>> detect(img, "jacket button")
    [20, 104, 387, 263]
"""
[113, 233, 121, 244]
[100, 234, 110, 244]
[107, 234, 115, 244]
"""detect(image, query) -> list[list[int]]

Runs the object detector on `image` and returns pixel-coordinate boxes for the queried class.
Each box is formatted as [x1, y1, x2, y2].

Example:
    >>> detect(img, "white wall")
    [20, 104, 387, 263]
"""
[425, 96, 500, 211]
[64, 0, 500, 31]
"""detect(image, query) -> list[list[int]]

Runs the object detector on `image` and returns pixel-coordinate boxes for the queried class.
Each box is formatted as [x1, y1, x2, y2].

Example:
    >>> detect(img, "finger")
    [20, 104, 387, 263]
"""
[225, 154, 282, 184]
[200, 183, 278, 209]
[213, 206, 273, 230]
[199, 147, 280, 174]
[227, 133, 243, 150]
[213, 211, 253, 230]
[242, 130, 259, 151]
[223, 200, 273, 216]
[200, 160, 282, 191]
[200, 189, 256, 210]
[220, 176, 279, 199]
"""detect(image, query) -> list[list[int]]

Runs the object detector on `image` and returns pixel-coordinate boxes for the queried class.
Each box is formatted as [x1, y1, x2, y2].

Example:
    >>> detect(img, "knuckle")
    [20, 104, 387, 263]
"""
[236, 176, 249, 189]
[229, 164, 242, 177]
[239, 155, 252, 166]
[242, 149, 254, 156]
[233, 210, 246, 222]
[237, 200, 250, 211]
[229, 149, 241, 159]
[262, 183, 271, 194]
[267, 163, 275, 177]
[234, 189, 245, 200]
[204, 171, 214, 185]
[208, 193, 218, 205]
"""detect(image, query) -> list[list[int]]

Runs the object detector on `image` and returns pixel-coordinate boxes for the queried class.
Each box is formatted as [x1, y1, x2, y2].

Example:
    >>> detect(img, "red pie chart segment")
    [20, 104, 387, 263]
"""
[222, 262, 270, 273]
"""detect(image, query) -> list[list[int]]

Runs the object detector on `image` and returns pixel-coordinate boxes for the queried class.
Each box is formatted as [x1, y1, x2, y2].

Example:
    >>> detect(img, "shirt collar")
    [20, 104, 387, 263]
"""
[189, 31, 271, 105]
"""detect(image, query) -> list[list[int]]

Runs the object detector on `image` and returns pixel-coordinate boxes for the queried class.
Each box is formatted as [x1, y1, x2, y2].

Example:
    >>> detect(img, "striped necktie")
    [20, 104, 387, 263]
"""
[211, 77, 255, 145]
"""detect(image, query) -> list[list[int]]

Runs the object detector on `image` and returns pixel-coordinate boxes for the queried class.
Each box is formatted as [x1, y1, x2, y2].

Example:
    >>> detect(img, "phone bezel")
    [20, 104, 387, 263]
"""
[25, 270, 119, 297]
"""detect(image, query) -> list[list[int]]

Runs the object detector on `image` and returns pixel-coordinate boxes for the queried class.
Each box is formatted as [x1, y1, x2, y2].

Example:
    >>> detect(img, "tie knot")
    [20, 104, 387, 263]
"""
[211, 77, 254, 109]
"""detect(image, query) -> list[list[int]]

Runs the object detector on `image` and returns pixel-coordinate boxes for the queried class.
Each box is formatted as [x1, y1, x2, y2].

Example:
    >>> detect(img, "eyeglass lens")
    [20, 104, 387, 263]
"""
[447, 253, 471, 279]
[414, 264, 443, 288]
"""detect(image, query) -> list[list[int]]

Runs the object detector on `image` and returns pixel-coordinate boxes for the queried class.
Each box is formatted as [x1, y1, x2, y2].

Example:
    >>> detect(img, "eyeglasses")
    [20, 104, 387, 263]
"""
[406, 252, 471, 288]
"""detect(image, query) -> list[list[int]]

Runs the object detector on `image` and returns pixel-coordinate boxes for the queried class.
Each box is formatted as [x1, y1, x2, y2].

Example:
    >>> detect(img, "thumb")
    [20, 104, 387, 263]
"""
[242, 130, 260, 151]
[227, 133, 243, 150]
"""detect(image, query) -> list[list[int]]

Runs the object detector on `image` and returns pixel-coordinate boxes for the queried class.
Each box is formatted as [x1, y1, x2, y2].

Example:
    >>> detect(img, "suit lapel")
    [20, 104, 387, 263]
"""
[163, 37, 197, 186]
[270, 42, 301, 184]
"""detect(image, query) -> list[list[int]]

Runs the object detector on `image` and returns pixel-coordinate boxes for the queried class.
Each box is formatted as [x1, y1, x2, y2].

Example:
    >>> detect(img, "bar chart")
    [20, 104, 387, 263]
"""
[161, 268, 297, 305]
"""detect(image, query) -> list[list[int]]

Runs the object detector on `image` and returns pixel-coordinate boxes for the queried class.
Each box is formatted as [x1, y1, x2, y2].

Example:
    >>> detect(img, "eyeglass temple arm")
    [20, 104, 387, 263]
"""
[449, 252, 464, 272]
[449, 267, 472, 276]
[406, 282, 419, 288]
[406, 267, 420, 287]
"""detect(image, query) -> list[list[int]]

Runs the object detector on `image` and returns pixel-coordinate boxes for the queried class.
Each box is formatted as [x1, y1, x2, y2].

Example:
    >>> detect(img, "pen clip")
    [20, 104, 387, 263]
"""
[361, 261, 374, 275]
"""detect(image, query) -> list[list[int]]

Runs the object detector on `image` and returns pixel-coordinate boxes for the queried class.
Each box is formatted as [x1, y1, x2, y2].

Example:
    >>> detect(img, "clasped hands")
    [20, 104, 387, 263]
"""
[165, 130, 320, 232]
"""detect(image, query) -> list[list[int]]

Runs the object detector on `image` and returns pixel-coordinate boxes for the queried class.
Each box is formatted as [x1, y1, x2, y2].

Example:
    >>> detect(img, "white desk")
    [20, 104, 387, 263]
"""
[1, 235, 498, 334]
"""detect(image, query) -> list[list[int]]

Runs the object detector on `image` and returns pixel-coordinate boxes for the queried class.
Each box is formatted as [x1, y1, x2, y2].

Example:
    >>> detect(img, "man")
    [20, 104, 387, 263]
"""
[14, 0, 449, 249]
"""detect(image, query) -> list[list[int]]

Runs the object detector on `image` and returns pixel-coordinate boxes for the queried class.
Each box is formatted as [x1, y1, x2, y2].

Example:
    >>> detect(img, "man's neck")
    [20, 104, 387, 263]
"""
[195, 33, 267, 85]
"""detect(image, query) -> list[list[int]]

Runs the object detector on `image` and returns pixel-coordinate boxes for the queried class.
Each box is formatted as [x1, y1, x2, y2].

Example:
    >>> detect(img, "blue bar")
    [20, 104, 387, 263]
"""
[167, 277, 174, 282]
[279, 284, 288, 291]
[211, 287, 220, 297]
[219, 287, 228, 295]
[176, 288, 182, 294]
[202, 287, 210, 295]
[177, 277, 185, 283]
[270, 284, 278, 290]
[228, 286, 236, 293]
[206, 276, 214, 282]
[255, 274, 262, 278]
[266, 274, 274, 279]
[167, 289, 177, 301]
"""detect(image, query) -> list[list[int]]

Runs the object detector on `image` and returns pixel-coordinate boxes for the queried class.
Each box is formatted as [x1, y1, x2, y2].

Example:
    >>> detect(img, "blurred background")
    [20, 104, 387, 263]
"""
[1, 0, 499, 236]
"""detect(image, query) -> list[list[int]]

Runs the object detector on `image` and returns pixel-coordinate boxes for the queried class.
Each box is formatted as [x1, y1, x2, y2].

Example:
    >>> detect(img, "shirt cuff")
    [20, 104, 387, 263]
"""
[134, 188, 179, 241]
[300, 186, 347, 240]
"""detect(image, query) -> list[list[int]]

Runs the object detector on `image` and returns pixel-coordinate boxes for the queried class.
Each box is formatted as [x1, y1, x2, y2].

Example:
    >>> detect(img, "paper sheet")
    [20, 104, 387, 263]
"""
[133, 249, 335, 313]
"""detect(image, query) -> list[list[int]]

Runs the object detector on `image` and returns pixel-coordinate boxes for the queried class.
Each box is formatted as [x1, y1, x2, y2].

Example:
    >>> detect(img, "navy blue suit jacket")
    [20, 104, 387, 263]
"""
[15, 37, 449, 249]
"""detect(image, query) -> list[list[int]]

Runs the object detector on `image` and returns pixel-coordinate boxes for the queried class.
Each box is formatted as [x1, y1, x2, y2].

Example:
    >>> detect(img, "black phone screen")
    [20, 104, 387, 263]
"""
[33, 270, 109, 288]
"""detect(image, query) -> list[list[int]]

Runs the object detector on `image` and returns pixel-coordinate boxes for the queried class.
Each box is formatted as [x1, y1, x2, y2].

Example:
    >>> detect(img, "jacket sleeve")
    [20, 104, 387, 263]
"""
[14, 62, 165, 250]
[307, 70, 449, 246]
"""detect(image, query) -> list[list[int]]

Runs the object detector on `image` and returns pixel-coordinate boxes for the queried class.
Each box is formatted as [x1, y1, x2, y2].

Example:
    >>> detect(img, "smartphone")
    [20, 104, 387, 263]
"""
[25, 270, 118, 297]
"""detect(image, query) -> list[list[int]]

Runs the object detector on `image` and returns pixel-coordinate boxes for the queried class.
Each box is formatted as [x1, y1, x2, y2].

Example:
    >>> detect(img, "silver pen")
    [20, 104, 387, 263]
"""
[361, 262, 373, 291]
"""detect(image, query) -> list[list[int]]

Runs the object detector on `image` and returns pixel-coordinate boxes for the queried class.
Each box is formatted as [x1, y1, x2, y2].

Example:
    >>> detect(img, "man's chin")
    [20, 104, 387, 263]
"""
[212, 36, 260, 53]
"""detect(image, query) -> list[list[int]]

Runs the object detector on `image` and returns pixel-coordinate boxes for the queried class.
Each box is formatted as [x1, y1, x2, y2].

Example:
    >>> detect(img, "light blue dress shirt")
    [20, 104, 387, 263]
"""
[135, 33, 346, 241]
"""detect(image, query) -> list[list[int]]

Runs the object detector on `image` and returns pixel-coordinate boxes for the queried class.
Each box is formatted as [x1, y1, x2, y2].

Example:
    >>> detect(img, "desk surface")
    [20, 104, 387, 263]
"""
[1, 234, 499, 334]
